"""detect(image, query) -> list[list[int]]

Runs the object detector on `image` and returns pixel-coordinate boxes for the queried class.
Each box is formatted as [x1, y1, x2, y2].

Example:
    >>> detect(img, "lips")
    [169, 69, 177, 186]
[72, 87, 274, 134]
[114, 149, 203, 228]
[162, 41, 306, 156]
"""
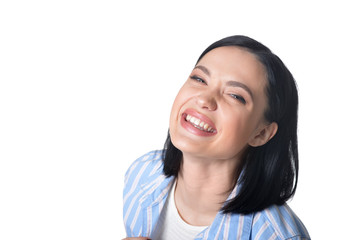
[180, 109, 217, 136]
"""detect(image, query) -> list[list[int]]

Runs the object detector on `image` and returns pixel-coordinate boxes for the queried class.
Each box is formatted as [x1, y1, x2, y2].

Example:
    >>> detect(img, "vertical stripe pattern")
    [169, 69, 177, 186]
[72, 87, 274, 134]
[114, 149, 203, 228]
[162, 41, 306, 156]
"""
[123, 150, 310, 239]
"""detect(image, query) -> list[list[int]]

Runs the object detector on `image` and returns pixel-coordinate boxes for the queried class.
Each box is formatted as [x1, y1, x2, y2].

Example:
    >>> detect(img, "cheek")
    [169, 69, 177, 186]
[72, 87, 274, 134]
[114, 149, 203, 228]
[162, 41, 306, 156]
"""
[224, 118, 246, 141]
[221, 112, 255, 145]
[170, 86, 193, 115]
[170, 92, 183, 119]
[169, 88, 188, 127]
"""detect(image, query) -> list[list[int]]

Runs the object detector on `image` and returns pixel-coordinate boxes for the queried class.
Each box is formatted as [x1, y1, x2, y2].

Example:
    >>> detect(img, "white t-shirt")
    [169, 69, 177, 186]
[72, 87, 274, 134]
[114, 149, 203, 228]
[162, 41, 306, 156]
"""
[151, 181, 208, 240]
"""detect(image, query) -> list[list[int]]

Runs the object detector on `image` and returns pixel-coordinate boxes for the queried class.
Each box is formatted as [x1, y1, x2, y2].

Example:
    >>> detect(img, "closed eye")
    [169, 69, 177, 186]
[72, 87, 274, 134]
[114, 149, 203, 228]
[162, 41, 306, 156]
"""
[190, 75, 207, 85]
[230, 94, 246, 104]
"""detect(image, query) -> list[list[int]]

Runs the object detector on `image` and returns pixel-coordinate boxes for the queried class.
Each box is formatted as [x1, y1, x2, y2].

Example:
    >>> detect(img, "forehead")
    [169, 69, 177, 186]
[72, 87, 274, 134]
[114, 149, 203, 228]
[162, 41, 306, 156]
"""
[197, 46, 268, 101]
[198, 46, 266, 77]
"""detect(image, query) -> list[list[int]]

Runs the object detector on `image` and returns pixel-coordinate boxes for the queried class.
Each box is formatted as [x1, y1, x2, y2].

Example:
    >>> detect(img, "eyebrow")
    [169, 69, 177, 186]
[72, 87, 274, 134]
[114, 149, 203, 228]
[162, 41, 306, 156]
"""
[194, 65, 211, 76]
[226, 81, 254, 100]
[194, 65, 254, 100]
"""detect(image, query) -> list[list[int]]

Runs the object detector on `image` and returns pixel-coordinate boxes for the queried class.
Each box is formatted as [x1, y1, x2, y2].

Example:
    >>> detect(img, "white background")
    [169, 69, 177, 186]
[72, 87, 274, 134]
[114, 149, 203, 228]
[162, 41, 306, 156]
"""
[1, 0, 360, 239]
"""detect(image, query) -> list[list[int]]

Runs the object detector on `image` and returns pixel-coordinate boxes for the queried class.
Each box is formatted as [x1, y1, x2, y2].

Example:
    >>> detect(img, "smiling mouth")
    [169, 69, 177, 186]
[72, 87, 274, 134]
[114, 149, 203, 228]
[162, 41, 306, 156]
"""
[185, 114, 216, 133]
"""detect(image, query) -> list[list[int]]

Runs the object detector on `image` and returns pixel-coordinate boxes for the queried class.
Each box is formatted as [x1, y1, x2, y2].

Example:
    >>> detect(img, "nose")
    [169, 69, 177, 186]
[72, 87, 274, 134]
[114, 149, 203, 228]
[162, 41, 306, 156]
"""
[196, 92, 217, 111]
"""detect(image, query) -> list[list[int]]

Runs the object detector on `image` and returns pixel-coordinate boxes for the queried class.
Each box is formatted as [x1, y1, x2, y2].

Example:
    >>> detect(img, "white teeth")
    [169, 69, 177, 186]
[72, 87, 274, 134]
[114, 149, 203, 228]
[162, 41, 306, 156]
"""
[190, 117, 196, 124]
[185, 114, 215, 133]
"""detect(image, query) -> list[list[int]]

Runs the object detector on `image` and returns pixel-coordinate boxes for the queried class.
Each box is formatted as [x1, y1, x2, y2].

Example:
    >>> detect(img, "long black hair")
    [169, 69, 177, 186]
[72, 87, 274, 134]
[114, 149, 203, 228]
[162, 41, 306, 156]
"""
[163, 35, 299, 214]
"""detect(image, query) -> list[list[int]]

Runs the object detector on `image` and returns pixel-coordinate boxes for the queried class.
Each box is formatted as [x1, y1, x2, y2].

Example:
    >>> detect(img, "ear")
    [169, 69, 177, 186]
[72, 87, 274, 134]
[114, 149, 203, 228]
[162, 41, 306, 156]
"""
[248, 122, 278, 147]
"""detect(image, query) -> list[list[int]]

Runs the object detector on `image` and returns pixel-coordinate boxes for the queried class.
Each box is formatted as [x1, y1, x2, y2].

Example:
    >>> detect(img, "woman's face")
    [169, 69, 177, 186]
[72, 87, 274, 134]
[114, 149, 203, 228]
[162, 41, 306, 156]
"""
[169, 46, 270, 161]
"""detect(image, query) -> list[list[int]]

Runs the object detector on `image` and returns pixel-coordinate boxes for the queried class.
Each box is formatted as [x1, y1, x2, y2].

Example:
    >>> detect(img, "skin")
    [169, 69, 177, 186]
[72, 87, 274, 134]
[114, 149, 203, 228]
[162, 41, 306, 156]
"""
[124, 46, 278, 238]
[169, 46, 278, 226]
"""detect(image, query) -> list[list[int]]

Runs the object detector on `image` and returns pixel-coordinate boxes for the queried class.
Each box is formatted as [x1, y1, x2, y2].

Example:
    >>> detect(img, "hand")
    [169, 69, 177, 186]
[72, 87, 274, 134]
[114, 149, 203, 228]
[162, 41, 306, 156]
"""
[122, 238, 150, 240]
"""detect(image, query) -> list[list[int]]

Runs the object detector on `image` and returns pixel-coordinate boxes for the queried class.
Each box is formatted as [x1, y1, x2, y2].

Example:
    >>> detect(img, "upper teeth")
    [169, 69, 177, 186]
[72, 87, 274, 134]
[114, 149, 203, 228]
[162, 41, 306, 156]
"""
[186, 114, 215, 133]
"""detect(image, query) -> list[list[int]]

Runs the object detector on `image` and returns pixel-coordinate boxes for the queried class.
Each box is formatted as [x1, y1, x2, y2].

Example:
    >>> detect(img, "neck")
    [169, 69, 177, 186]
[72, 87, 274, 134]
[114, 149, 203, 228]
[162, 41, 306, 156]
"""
[174, 153, 240, 226]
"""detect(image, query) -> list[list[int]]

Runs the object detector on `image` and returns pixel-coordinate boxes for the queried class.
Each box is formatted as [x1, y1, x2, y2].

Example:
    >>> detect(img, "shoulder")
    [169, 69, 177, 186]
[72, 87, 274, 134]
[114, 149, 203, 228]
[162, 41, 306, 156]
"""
[124, 150, 165, 189]
[123, 150, 171, 236]
[251, 204, 310, 240]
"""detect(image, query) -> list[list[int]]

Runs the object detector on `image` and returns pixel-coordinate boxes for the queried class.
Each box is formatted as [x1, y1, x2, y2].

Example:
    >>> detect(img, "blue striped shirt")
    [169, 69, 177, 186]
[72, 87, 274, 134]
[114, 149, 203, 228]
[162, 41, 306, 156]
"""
[123, 150, 310, 240]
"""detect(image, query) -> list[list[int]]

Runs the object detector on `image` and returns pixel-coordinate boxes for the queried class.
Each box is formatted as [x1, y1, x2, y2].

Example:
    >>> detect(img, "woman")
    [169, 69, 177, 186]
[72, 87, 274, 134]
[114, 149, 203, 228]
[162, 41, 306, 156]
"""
[123, 35, 310, 240]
